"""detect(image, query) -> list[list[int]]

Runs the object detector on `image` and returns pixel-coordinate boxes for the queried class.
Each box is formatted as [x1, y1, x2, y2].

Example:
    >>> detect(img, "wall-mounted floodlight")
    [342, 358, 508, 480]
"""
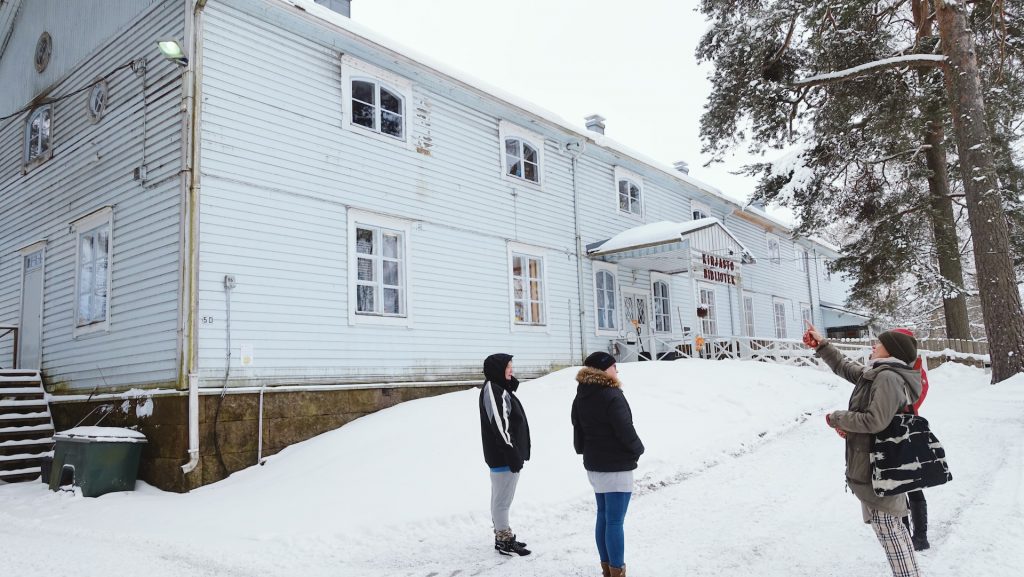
[157, 40, 188, 67]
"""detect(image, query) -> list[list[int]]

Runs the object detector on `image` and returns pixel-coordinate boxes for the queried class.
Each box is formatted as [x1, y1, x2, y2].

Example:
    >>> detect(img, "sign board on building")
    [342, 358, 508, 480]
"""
[699, 252, 739, 285]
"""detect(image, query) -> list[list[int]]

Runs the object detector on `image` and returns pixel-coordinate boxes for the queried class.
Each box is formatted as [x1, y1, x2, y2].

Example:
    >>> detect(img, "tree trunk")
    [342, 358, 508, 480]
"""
[936, 0, 1024, 382]
[922, 118, 971, 339]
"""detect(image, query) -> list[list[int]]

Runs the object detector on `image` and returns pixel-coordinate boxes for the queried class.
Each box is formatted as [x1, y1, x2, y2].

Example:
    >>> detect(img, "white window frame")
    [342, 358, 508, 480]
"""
[796, 247, 808, 271]
[650, 272, 672, 333]
[507, 242, 549, 332]
[24, 104, 53, 171]
[697, 282, 718, 336]
[613, 166, 644, 219]
[691, 199, 711, 221]
[593, 261, 619, 336]
[800, 303, 813, 327]
[347, 209, 413, 327]
[766, 233, 781, 265]
[499, 120, 544, 188]
[341, 55, 414, 148]
[72, 208, 113, 336]
[773, 297, 788, 339]
[742, 292, 756, 337]
[823, 258, 832, 281]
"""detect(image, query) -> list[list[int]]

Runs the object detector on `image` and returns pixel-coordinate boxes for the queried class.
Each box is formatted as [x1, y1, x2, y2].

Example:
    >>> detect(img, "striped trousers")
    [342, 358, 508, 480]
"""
[870, 509, 921, 577]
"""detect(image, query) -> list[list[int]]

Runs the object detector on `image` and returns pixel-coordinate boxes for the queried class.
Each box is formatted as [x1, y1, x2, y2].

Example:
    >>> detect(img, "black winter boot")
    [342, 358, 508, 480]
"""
[910, 500, 930, 550]
[494, 529, 531, 556]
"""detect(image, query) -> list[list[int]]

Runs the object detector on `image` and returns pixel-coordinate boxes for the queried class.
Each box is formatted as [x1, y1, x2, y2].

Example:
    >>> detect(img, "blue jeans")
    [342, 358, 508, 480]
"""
[595, 492, 631, 567]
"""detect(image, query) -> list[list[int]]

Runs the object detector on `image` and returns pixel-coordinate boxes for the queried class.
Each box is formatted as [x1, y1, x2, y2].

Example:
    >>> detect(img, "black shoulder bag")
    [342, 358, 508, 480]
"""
[870, 370, 953, 497]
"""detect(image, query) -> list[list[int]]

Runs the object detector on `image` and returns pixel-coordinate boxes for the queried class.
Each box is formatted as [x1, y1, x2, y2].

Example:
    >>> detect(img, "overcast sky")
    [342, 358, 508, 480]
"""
[354, 0, 767, 209]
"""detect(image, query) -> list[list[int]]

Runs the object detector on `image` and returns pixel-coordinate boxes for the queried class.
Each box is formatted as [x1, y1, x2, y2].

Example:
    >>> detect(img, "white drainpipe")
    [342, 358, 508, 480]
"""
[181, 373, 200, 474]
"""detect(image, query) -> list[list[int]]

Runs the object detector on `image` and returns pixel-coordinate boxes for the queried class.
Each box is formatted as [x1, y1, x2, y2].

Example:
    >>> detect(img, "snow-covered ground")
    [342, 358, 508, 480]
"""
[1, 360, 1022, 577]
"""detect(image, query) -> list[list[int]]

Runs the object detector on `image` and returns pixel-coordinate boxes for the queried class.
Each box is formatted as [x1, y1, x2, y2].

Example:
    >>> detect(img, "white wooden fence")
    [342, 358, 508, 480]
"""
[610, 333, 988, 370]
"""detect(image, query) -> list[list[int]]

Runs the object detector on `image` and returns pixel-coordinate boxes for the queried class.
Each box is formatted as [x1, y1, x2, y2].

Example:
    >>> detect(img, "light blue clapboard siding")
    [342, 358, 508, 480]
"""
[197, 0, 856, 385]
[0, 0, 163, 115]
[0, 0, 184, 389]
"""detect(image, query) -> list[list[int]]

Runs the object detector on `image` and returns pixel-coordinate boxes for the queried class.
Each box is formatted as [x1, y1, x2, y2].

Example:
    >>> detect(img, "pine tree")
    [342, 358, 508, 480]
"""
[697, 0, 1024, 382]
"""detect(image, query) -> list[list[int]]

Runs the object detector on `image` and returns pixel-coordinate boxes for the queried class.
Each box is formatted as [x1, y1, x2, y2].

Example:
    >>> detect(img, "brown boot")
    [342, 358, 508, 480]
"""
[609, 565, 626, 577]
[601, 562, 611, 577]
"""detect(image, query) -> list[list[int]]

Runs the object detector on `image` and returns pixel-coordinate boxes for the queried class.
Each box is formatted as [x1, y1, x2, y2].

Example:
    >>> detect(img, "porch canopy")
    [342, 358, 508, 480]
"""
[585, 218, 756, 274]
[820, 301, 872, 328]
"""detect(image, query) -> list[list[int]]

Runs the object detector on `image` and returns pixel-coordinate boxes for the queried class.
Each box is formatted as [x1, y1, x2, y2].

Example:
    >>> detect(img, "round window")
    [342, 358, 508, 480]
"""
[88, 80, 108, 122]
[35, 32, 52, 73]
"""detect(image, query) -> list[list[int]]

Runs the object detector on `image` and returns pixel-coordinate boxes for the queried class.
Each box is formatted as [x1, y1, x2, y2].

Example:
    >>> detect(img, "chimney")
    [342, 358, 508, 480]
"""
[584, 114, 606, 135]
[673, 161, 690, 174]
[314, 0, 351, 17]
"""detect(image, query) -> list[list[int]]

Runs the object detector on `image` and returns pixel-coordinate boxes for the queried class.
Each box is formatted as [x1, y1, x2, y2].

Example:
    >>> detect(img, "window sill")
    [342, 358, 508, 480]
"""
[73, 321, 109, 338]
[501, 172, 543, 190]
[350, 313, 413, 328]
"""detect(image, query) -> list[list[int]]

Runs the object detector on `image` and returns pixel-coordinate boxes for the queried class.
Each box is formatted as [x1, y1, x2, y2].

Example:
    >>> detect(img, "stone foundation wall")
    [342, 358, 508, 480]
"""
[50, 383, 473, 492]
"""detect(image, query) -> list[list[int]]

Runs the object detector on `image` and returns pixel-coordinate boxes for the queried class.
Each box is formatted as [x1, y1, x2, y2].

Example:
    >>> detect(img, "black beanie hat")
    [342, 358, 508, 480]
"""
[584, 351, 617, 371]
[877, 330, 917, 365]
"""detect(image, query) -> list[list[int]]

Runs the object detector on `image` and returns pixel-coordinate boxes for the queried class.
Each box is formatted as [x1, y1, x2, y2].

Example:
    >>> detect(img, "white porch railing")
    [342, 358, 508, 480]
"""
[609, 334, 870, 369]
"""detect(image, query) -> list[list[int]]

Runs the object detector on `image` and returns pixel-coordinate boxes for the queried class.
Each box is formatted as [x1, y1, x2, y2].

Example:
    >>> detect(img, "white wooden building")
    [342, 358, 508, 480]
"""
[0, 0, 869, 488]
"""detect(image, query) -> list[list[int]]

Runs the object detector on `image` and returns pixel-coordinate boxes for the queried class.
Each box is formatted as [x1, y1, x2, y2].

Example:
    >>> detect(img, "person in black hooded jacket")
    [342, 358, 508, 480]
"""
[479, 353, 531, 556]
[572, 351, 644, 577]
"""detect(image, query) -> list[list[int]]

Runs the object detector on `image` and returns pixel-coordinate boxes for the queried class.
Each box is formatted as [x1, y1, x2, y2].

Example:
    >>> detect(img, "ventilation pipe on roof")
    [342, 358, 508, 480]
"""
[314, 0, 352, 17]
[584, 114, 606, 135]
[673, 161, 690, 174]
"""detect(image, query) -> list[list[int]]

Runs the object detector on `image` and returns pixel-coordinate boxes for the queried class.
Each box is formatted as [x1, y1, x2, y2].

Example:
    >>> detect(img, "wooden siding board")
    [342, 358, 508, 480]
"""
[0, 1, 184, 388]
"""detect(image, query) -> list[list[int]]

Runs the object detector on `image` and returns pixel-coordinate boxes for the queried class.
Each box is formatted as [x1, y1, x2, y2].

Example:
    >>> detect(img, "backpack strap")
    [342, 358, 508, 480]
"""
[875, 366, 915, 414]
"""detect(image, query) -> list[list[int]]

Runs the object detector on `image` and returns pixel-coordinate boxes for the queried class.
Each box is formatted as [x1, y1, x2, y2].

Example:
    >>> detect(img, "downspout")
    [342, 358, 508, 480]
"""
[181, 0, 208, 476]
[567, 140, 587, 363]
[802, 243, 815, 326]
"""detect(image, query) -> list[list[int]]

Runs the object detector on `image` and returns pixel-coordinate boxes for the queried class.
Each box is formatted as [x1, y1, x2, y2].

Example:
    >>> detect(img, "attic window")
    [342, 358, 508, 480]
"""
[351, 79, 404, 139]
[505, 138, 540, 183]
[24, 105, 53, 168]
[87, 81, 108, 123]
[35, 32, 52, 73]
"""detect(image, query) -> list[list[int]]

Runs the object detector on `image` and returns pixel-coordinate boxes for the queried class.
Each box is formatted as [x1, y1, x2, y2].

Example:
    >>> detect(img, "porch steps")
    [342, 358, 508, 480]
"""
[0, 370, 53, 484]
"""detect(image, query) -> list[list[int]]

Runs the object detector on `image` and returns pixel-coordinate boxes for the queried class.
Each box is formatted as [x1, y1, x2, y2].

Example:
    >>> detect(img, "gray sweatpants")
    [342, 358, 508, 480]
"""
[489, 471, 520, 532]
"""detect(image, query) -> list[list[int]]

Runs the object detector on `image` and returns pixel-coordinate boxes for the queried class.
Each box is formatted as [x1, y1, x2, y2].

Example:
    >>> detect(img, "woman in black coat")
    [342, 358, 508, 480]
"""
[571, 352, 644, 577]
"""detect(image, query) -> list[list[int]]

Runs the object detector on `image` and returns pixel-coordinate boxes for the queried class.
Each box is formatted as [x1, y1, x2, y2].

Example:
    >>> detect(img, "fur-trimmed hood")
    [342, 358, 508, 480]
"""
[576, 366, 621, 388]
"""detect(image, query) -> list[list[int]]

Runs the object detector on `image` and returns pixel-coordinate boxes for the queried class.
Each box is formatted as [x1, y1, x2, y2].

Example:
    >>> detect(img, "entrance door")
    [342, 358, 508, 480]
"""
[18, 247, 44, 369]
[622, 291, 651, 356]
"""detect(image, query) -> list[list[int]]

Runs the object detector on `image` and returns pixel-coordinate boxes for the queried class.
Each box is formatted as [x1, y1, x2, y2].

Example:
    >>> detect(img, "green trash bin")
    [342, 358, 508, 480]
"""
[49, 426, 147, 497]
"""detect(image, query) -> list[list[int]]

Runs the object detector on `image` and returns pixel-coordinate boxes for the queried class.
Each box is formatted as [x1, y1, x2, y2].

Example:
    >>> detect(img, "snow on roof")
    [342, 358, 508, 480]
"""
[588, 218, 719, 254]
[277, 0, 836, 255]
[54, 426, 147, 443]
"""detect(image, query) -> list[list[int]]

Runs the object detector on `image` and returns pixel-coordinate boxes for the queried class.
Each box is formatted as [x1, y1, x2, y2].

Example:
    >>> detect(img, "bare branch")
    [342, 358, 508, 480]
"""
[793, 54, 947, 88]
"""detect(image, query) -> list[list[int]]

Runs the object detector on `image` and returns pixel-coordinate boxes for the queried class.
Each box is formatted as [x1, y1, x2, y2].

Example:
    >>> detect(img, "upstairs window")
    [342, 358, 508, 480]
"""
[614, 167, 643, 217]
[823, 259, 833, 280]
[766, 234, 781, 265]
[499, 121, 544, 187]
[796, 248, 808, 271]
[351, 79, 404, 139]
[341, 56, 412, 146]
[505, 138, 540, 182]
[25, 105, 52, 168]
[691, 200, 711, 220]
[618, 180, 641, 214]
